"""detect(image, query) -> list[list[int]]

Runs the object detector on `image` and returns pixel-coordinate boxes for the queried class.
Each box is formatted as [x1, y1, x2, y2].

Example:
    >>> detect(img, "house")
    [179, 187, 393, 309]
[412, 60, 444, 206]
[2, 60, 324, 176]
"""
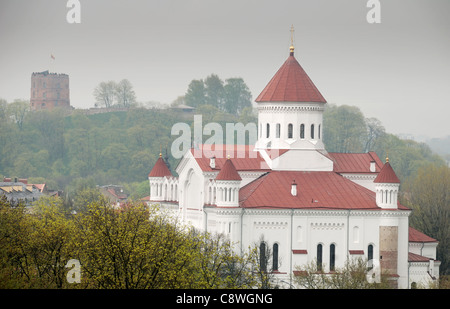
[0, 177, 44, 206]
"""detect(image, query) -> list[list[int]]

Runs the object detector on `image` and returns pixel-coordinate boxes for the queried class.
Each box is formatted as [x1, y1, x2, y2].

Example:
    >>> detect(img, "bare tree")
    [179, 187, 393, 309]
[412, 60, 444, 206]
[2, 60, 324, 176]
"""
[254, 235, 281, 289]
[93, 81, 116, 108]
[115, 79, 136, 108]
[364, 117, 385, 152]
[293, 258, 393, 289]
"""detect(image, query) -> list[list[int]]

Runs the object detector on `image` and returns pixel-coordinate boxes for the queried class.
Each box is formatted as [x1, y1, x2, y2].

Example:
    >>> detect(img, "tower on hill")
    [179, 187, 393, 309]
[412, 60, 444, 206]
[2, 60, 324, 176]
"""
[30, 70, 70, 111]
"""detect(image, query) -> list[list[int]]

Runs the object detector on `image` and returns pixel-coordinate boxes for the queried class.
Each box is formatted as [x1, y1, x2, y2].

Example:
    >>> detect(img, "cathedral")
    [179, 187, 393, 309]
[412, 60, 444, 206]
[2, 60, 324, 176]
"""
[147, 41, 439, 289]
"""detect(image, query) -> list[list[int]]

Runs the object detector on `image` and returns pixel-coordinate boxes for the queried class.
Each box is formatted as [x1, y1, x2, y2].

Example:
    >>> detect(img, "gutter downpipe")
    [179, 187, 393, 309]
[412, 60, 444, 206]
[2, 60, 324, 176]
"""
[347, 209, 350, 261]
[240, 207, 245, 255]
[290, 208, 294, 288]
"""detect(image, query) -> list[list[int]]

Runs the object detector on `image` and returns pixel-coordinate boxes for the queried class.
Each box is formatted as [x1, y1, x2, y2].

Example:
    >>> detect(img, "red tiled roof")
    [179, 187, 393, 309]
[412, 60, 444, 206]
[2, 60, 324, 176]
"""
[239, 170, 409, 210]
[374, 162, 400, 184]
[408, 252, 432, 262]
[148, 156, 172, 177]
[191, 144, 270, 172]
[329, 152, 383, 173]
[255, 53, 326, 103]
[216, 158, 242, 181]
[409, 227, 438, 243]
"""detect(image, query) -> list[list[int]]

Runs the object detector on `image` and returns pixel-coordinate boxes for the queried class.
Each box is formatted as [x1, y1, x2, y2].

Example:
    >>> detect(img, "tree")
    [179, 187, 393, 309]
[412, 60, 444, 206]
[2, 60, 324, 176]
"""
[223, 77, 252, 115]
[0, 98, 8, 121]
[402, 164, 450, 275]
[323, 104, 366, 153]
[204, 74, 225, 109]
[7, 99, 29, 130]
[93, 81, 116, 108]
[364, 117, 385, 152]
[72, 200, 256, 288]
[253, 236, 281, 289]
[115, 79, 136, 108]
[293, 258, 392, 289]
[190, 231, 259, 289]
[28, 109, 65, 161]
[185, 79, 206, 107]
[0, 195, 76, 288]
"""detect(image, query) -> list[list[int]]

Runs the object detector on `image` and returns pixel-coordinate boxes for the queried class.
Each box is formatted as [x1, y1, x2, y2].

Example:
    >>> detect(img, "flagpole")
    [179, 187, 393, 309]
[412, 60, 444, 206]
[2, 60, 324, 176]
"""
[50, 53, 55, 73]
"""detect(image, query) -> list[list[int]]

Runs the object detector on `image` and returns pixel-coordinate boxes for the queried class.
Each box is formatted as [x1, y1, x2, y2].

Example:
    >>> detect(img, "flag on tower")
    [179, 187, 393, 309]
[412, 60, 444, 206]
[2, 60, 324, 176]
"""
[51, 54, 55, 60]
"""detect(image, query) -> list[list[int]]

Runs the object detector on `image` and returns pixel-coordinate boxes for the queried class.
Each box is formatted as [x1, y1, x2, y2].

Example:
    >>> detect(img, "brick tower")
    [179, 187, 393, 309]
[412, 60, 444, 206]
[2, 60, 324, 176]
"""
[30, 70, 70, 111]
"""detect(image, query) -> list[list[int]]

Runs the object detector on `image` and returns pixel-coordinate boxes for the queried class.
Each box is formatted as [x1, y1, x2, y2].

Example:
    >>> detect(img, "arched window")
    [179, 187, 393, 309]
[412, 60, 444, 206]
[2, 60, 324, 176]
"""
[276, 123, 280, 138]
[317, 244, 323, 271]
[273, 243, 279, 271]
[311, 124, 315, 139]
[288, 123, 293, 138]
[300, 124, 305, 139]
[368, 244, 374, 269]
[266, 123, 270, 138]
[330, 244, 336, 271]
[260, 242, 267, 272]
[318, 124, 321, 139]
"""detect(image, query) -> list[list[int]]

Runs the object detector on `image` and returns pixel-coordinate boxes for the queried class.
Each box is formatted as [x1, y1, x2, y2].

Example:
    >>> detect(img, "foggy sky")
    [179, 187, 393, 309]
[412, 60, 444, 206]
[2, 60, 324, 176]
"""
[1, 0, 449, 139]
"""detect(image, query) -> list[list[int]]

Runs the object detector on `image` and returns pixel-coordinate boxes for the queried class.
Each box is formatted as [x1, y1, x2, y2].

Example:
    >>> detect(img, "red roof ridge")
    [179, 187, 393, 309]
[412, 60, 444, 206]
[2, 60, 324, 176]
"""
[148, 156, 172, 177]
[215, 158, 242, 181]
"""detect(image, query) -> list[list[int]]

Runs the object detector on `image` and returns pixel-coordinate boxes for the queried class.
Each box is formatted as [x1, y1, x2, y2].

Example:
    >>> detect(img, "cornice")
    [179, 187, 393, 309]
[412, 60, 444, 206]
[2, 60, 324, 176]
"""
[257, 104, 325, 113]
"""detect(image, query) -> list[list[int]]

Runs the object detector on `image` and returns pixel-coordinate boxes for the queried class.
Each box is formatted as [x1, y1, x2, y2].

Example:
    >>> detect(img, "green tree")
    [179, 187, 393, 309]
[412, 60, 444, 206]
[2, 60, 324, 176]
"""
[223, 77, 252, 115]
[205, 74, 224, 109]
[0, 195, 75, 288]
[323, 104, 366, 153]
[72, 200, 203, 288]
[402, 164, 450, 275]
[185, 79, 206, 107]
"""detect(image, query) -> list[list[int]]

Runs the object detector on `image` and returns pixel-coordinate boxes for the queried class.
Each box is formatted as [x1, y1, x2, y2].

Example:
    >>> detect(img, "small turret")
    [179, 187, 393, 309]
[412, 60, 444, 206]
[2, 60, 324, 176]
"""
[148, 153, 173, 202]
[374, 156, 400, 209]
[215, 158, 241, 207]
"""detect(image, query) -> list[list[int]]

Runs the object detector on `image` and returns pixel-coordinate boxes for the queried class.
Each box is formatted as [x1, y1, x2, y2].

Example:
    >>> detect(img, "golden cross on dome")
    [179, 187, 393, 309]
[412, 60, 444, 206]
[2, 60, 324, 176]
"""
[290, 25, 295, 54]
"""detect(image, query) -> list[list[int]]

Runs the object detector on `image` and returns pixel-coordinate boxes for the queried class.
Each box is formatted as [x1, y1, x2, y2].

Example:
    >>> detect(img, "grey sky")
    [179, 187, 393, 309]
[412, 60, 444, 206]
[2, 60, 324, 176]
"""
[1, 0, 449, 138]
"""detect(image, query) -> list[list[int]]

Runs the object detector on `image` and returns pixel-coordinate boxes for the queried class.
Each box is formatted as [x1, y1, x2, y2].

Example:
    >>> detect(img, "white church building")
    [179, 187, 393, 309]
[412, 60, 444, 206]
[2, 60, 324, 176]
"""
[147, 42, 440, 289]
